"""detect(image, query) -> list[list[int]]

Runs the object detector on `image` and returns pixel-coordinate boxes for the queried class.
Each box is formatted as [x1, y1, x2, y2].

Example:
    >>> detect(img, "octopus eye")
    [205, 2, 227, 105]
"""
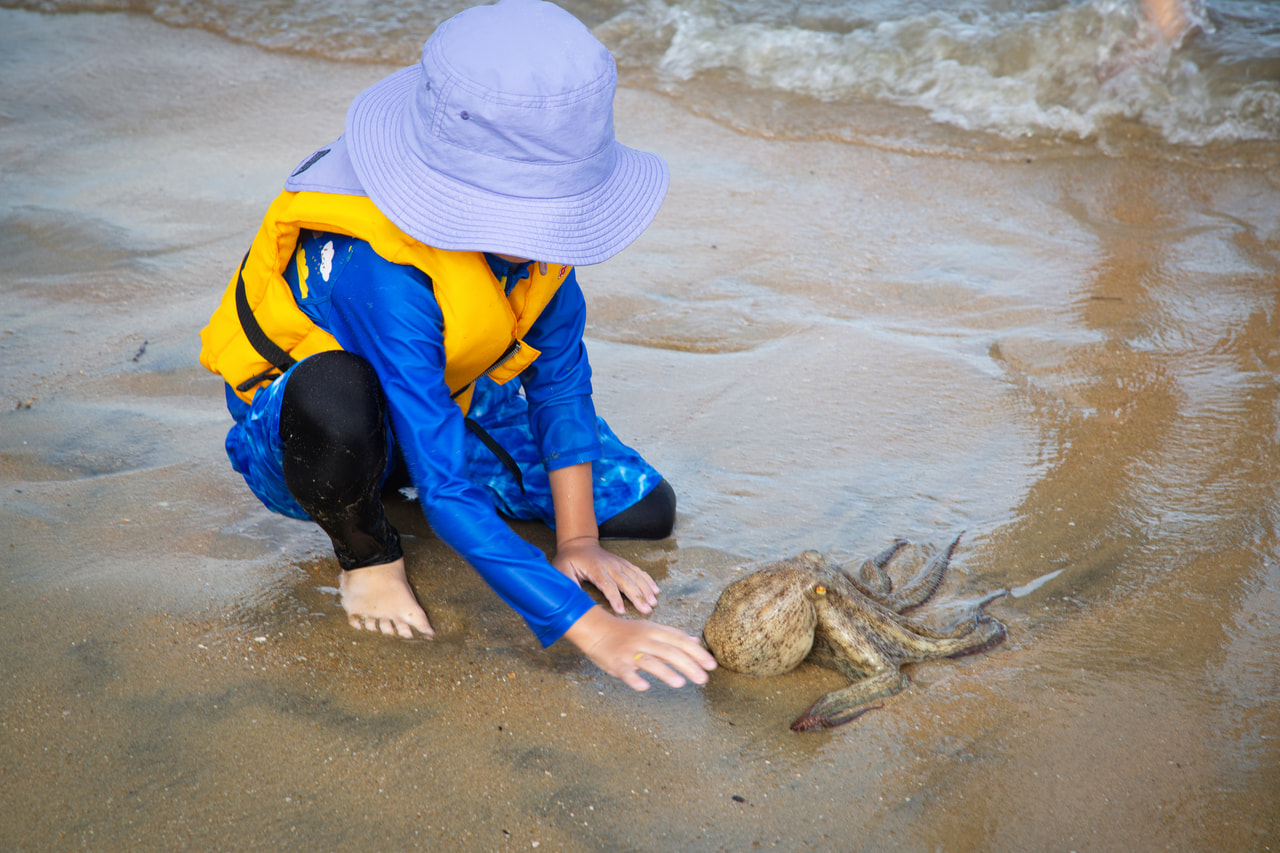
[814, 585, 827, 597]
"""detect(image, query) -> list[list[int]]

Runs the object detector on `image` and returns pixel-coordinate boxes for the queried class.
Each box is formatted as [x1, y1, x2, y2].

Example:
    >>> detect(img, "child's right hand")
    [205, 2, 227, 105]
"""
[563, 606, 717, 692]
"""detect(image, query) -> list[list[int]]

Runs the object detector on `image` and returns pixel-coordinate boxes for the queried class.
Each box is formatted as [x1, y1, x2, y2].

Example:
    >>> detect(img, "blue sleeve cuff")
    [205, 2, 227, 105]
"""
[533, 593, 596, 648]
[530, 394, 601, 470]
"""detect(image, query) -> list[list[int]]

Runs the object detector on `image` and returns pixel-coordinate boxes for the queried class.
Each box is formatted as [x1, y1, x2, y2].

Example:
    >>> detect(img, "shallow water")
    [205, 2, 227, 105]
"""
[2, 6, 1279, 851]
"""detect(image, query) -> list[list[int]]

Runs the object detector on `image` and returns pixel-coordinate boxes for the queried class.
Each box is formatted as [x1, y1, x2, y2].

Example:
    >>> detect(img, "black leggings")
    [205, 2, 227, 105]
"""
[279, 351, 401, 571]
[278, 351, 675, 570]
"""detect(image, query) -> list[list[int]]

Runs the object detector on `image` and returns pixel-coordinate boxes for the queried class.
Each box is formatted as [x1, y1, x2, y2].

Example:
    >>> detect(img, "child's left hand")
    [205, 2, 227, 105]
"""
[552, 537, 660, 615]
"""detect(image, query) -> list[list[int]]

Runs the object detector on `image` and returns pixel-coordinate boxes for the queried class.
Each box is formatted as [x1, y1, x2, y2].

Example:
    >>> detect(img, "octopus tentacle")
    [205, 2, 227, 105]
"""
[942, 615, 1007, 659]
[882, 532, 963, 613]
[791, 670, 906, 731]
[846, 538, 908, 597]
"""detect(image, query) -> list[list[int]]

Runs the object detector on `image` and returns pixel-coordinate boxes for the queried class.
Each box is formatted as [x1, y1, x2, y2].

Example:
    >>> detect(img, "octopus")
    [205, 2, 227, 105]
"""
[703, 535, 1007, 732]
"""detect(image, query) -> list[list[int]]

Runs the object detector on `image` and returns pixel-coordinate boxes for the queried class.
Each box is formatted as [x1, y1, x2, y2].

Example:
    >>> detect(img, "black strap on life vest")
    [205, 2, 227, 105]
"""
[450, 340, 528, 493]
[463, 417, 525, 494]
[234, 252, 297, 393]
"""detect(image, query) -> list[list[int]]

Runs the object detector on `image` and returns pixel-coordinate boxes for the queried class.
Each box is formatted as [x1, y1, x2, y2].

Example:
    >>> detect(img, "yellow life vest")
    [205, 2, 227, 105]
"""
[199, 190, 571, 411]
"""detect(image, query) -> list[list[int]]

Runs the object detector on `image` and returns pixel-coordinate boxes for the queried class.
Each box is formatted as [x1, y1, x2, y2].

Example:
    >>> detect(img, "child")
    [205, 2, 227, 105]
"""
[199, 0, 716, 691]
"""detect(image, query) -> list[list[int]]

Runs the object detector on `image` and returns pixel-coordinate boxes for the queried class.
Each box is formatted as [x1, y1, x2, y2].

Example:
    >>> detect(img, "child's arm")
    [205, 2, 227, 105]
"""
[549, 462, 658, 614]
[563, 606, 717, 691]
[550, 462, 717, 690]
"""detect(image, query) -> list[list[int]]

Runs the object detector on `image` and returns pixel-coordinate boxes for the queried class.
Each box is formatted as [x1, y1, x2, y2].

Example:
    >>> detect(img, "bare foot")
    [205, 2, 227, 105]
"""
[338, 558, 434, 639]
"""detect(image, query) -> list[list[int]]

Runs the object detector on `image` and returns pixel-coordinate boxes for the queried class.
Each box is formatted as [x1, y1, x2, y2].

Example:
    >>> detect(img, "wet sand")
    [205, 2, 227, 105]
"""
[3, 9, 1279, 851]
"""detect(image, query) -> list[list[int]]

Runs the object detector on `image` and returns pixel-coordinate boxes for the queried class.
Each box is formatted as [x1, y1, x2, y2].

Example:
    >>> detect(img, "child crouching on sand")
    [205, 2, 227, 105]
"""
[199, 0, 715, 691]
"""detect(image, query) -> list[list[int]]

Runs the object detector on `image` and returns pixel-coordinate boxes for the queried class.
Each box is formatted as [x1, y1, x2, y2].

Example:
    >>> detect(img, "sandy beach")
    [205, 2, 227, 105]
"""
[2, 8, 1279, 850]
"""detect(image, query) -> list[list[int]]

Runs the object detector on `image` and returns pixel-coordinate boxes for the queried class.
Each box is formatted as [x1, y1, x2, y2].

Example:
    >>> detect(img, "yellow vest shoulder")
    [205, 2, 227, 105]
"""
[199, 190, 571, 409]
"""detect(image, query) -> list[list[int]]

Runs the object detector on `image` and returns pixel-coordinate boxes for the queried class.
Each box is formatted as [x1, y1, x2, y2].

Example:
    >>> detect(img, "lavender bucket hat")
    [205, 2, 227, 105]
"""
[345, 0, 669, 266]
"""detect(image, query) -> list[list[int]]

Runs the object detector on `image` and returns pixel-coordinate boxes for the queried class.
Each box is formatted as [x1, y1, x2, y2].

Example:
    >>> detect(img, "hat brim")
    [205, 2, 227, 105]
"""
[345, 65, 669, 266]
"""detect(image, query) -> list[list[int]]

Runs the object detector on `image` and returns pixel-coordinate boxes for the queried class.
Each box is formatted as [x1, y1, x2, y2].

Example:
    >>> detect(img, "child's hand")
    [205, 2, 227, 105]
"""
[563, 606, 717, 691]
[553, 537, 659, 615]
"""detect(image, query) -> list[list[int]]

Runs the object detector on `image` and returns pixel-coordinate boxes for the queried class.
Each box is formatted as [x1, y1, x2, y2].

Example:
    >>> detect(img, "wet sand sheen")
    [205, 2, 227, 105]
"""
[2, 8, 1279, 851]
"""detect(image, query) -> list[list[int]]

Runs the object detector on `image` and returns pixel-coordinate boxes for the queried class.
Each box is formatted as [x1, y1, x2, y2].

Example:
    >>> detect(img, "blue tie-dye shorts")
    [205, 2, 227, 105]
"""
[224, 366, 662, 528]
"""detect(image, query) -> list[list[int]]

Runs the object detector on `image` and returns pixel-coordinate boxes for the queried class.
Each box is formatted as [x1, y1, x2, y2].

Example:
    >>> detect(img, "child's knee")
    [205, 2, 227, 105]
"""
[598, 479, 676, 540]
[281, 351, 385, 446]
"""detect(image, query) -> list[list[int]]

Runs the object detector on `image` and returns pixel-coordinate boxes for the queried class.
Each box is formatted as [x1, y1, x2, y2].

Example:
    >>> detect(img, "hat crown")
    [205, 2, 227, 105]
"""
[344, 0, 669, 265]
[410, 0, 617, 198]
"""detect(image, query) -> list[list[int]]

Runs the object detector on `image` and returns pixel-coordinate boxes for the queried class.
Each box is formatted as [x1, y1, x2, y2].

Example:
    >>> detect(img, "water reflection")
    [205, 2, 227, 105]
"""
[908, 157, 1280, 849]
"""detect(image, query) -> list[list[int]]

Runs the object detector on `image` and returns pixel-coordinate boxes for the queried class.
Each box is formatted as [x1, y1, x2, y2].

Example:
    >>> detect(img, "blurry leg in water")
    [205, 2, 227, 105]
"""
[1140, 0, 1191, 42]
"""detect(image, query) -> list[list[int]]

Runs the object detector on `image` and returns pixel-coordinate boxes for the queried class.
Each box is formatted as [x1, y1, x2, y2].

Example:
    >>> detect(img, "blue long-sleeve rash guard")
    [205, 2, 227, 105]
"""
[285, 232, 599, 646]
